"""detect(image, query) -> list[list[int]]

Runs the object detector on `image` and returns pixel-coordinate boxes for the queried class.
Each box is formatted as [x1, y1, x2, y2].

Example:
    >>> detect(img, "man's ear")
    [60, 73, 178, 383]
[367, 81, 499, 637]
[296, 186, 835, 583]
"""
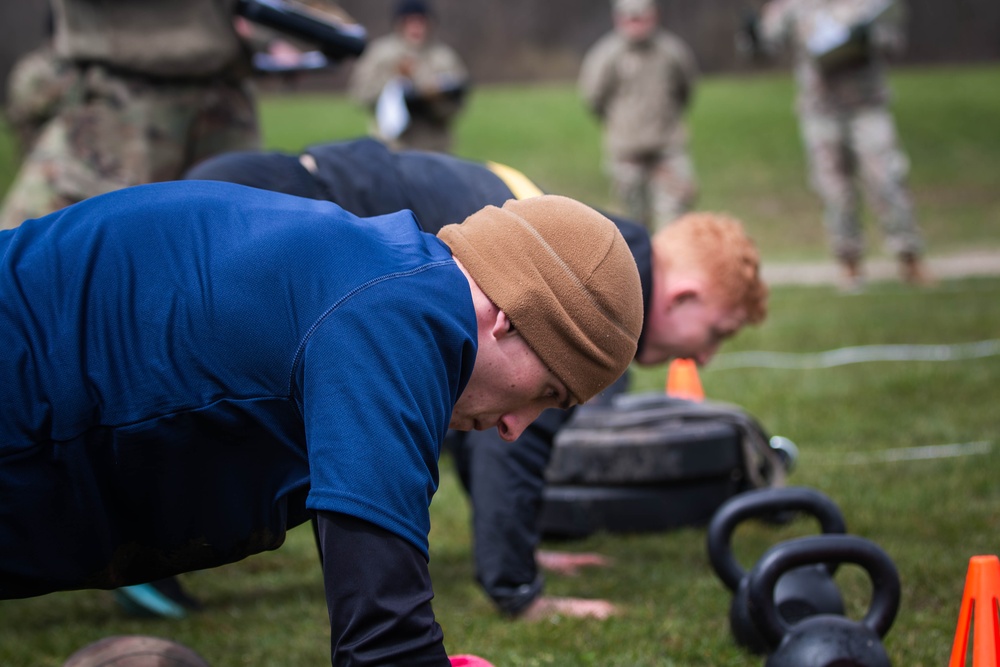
[664, 278, 704, 311]
[492, 309, 516, 339]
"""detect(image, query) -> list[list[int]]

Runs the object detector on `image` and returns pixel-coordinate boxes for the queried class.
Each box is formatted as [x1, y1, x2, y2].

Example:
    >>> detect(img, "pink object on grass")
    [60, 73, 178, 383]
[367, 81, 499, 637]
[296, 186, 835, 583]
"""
[449, 655, 496, 667]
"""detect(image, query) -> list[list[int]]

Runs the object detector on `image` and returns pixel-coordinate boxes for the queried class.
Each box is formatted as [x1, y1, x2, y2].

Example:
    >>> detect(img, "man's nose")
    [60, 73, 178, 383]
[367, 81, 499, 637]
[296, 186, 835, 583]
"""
[496, 407, 545, 442]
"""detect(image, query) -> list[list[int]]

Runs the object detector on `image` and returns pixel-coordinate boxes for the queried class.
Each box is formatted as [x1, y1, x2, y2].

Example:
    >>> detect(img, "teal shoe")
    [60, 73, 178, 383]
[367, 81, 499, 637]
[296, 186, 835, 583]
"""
[113, 583, 188, 619]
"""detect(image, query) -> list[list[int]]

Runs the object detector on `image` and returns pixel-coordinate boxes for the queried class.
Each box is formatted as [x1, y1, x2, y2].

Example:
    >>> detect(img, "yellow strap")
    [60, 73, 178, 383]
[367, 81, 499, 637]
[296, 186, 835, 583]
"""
[485, 160, 544, 200]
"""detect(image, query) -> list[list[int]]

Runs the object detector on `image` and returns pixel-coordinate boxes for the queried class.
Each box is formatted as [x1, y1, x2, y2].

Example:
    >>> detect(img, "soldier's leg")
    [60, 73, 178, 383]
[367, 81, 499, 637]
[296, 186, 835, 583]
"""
[60, 66, 192, 188]
[185, 78, 261, 171]
[800, 111, 864, 287]
[0, 117, 78, 229]
[0, 66, 185, 230]
[131, 81, 208, 183]
[608, 155, 653, 234]
[851, 107, 929, 283]
[107, 75, 253, 186]
[648, 149, 698, 232]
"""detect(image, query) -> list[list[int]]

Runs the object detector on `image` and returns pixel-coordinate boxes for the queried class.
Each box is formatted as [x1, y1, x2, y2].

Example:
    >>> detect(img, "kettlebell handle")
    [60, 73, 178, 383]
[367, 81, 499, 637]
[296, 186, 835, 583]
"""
[747, 534, 901, 647]
[707, 486, 847, 591]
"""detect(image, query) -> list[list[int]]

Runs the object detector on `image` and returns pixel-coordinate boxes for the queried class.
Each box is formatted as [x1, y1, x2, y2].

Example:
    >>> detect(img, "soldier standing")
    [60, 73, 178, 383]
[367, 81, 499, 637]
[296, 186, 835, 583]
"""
[758, 0, 931, 289]
[0, 0, 261, 231]
[579, 0, 699, 234]
[349, 0, 468, 153]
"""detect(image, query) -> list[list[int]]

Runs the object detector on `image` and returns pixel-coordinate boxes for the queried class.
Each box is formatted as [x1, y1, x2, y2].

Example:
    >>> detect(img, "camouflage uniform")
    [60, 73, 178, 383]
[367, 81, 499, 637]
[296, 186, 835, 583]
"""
[760, 0, 924, 272]
[0, 0, 260, 231]
[579, 25, 698, 234]
[349, 32, 467, 153]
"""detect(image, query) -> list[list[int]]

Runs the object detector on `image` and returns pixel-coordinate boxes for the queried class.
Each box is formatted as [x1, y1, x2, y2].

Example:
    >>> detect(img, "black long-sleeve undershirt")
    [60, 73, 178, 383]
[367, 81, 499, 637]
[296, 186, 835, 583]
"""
[317, 511, 450, 667]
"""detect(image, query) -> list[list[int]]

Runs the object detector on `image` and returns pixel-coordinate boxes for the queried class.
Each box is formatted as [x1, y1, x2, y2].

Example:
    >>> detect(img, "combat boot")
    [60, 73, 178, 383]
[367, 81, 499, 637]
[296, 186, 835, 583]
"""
[899, 252, 934, 286]
[837, 257, 864, 294]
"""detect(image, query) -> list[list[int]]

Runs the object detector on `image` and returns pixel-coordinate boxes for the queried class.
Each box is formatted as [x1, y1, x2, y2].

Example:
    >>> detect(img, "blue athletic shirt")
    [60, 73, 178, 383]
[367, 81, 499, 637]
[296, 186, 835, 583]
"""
[0, 180, 477, 598]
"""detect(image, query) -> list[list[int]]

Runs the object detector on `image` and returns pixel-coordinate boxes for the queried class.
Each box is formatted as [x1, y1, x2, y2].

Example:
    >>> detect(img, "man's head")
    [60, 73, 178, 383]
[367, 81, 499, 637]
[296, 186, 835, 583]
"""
[394, 0, 432, 45]
[438, 195, 644, 439]
[637, 212, 768, 367]
[613, 0, 659, 43]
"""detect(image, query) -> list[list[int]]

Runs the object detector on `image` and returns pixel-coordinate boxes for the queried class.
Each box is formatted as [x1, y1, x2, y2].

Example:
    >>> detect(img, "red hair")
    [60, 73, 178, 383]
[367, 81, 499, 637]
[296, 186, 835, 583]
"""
[652, 212, 768, 324]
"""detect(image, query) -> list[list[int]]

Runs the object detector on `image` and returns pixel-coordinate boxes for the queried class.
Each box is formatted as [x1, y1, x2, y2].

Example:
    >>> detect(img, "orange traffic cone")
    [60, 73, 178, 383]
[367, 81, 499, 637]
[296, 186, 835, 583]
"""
[665, 358, 704, 401]
[949, 554, 1000, 667]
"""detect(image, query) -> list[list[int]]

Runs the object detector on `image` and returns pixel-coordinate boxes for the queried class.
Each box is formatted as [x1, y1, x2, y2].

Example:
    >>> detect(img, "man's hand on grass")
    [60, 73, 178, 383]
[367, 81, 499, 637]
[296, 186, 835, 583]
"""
[536, 550, 613, 576]
[521, 596, 620, 621]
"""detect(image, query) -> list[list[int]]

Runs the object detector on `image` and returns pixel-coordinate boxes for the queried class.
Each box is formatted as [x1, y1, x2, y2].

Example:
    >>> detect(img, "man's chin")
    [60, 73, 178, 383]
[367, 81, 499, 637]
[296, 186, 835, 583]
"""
[448, 415, 494, 432]
[448, 417, 474, 432]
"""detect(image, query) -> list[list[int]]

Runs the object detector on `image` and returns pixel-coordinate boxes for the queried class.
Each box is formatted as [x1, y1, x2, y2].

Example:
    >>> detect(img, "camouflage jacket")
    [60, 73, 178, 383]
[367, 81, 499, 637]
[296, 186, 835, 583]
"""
[52, 0, 247, 78]
[578, 29, 698, 159]
[759, 0, 908, 113]
[349, 33, 467, 111]
[348, 32, 468, 151]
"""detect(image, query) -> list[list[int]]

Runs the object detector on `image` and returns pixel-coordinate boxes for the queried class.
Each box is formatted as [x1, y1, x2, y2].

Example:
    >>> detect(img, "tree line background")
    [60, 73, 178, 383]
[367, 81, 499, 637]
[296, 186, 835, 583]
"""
[1, 0, 998, 101]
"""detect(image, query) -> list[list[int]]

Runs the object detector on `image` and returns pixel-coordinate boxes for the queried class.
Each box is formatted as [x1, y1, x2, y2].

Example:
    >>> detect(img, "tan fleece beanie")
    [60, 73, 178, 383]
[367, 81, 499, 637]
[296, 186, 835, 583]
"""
[437, 195, 643, 403]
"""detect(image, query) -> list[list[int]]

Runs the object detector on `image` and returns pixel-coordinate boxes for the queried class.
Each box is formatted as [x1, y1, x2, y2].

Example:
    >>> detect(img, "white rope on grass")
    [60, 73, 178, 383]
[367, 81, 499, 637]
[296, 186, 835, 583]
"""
[709, 339, 1000, 370]
[810, 441, 993, 466]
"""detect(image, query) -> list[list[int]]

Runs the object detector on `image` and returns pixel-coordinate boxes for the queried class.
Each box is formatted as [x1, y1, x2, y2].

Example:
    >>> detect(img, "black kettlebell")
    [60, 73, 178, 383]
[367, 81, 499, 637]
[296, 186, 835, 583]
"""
[706, 486, 847, 654]
[748, 534, 901, 667]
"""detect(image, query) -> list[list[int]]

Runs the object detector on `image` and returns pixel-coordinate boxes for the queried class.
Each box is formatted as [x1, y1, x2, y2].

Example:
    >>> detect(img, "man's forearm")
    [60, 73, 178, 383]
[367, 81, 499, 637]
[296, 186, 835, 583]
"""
[318, 511, 450, 666]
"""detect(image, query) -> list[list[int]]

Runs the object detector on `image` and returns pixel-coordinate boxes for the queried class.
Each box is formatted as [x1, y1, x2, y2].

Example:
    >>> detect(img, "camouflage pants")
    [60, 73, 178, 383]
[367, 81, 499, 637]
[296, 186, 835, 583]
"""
[0, 64, 259, 230]
[607, 147, 697, 235]
[799, 105, 923, 262]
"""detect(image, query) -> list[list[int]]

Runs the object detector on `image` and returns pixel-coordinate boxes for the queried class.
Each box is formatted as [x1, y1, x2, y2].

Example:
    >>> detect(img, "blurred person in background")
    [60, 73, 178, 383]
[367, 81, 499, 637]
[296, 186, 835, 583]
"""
[0, 0, 261, 231]
[579, 0, 699, 234]
[756, 0, 931, 290]
[0, 0, 358, 233]
[349, 0, 468, 153]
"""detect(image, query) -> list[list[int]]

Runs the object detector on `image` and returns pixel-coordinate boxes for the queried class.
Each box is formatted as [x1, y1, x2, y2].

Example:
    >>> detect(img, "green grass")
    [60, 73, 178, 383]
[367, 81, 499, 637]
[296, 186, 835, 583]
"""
[2, 64, 1000, 666]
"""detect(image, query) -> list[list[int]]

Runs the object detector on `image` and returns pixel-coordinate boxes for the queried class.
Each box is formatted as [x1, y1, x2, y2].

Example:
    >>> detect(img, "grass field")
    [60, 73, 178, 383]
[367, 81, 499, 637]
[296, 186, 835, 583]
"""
[1, 63, 999, 666]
